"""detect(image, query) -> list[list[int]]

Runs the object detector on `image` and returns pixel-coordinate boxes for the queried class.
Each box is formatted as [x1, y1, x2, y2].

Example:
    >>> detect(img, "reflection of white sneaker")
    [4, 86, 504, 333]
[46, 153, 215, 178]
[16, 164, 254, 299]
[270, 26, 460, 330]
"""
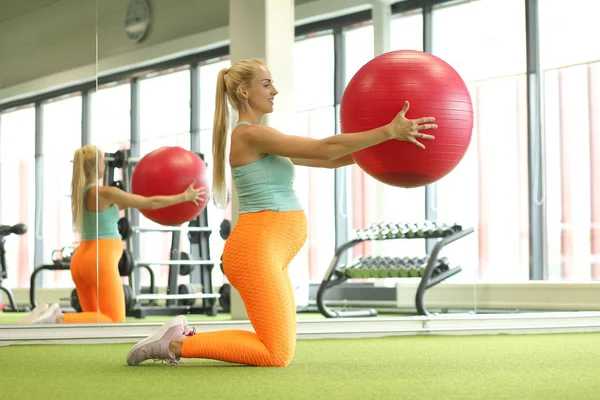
[126, 316, 195, 366]
[18, 303, 49, 324]
[31, 303, 63, 324]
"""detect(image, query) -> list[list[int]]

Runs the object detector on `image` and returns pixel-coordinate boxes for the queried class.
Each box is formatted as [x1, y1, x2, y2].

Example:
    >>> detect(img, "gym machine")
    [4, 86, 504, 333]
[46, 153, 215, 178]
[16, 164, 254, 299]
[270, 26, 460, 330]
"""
[103, 149, 221, 318]
[316, 221, 474, 317]
[0, 223, 29, 312]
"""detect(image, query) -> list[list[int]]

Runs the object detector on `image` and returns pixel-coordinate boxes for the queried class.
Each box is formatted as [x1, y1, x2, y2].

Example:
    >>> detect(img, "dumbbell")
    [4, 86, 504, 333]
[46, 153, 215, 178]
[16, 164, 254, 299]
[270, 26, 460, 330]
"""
[355, 228, 373, 241]
[219, 284, 230, 313]
[139, 285, 158, 306]
[52, 245, 77, 265]
[219, 219, 231, 240]
[431, 257, 451, 277]
[178, 284, 196, 306]
[343, 256, 371, 279]
[70, 284, 134, 312]
[111, 180, 125, 191]
[374, 256, 394, 278]
[118, 217, 132, 240]
[434, 222, 462, 237]
[343, 258, 362, 279]
[107, 150, 127, 169]
[118, 249, 134, 276]
[178, 252, 193, 276]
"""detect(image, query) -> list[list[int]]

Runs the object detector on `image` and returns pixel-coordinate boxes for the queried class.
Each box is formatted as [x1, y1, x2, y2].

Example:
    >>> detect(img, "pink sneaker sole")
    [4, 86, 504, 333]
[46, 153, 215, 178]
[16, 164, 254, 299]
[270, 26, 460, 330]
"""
[31, 303, 62, 324]
[18, 303, 49, 324]
[126, 315, 190, 366]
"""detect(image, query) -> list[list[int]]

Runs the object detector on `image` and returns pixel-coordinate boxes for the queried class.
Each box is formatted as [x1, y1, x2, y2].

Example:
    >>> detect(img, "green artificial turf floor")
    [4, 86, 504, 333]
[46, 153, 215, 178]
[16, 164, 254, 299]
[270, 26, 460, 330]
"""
[1, 332, 599, 400]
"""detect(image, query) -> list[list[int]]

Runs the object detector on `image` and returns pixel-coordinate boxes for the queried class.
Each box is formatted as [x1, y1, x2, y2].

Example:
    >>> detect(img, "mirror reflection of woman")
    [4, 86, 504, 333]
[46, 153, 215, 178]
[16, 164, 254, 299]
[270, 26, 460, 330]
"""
[19, 145, 204, 325]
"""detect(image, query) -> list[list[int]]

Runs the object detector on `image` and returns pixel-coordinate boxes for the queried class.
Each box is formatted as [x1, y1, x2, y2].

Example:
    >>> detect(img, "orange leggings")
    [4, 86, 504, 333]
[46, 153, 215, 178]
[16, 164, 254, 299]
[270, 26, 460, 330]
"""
[64, 238, 125, 323]
[181, 210, 307, 367]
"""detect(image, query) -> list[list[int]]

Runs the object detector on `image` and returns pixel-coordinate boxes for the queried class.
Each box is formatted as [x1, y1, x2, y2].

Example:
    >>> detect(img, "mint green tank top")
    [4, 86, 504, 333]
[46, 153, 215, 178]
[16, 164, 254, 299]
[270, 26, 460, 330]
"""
[81, 184, 121, 241]
[232, 122, 303, 214]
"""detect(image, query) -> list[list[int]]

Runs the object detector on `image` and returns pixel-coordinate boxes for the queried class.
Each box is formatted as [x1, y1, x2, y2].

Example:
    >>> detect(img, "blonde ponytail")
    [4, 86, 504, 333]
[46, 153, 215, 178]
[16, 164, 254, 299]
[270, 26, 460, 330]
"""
[211, 58, 265, 210]
[70, 145, 102, 232]
[71, 148, 86, 232]
[212, 68, 230, 209]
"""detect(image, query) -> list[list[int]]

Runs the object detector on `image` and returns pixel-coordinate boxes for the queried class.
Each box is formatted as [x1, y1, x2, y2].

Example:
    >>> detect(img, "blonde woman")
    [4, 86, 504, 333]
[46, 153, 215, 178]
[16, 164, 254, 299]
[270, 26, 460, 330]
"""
[126, 58, 437, 367]
[21, 145, 204, 324]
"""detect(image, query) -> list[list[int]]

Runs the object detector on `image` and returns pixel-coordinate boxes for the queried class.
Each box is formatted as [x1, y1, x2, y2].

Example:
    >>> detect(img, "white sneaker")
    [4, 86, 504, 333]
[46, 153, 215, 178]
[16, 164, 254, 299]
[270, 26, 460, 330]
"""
[31, 303, 63, 324]
[18, 303, 49, 324]
[126, 316, 195, 366]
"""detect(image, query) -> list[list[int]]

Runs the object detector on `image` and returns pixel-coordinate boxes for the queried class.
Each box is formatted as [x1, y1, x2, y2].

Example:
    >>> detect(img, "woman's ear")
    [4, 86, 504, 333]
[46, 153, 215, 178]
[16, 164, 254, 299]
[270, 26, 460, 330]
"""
[237, 85, 249, 101]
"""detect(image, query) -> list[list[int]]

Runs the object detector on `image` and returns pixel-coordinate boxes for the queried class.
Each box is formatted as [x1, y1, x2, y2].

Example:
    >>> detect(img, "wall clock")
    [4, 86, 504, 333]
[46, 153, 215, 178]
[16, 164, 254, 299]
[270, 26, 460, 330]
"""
[125, 0, 151, 43]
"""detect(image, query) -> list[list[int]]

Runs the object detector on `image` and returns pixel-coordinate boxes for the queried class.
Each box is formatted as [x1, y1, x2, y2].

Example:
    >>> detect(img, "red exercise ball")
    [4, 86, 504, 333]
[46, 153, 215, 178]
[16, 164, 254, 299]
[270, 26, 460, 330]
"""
[131, 146, 209, 226]
[340, 50, 474, 188]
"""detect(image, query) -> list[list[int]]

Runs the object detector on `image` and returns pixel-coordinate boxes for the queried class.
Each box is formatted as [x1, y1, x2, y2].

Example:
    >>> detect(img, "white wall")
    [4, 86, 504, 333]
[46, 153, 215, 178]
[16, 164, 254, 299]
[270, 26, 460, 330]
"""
[0, 0, 370, 105]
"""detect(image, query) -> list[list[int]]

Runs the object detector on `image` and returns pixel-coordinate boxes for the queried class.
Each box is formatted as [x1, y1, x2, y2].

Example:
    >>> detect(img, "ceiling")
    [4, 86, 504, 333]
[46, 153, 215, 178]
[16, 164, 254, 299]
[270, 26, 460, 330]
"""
[0, 0, 319, 24]
[0, 0, 59, 23]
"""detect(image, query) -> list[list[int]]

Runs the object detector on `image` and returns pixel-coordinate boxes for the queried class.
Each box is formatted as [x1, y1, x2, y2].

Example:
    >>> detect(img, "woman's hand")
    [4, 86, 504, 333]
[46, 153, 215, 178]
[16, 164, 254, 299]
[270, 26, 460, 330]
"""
[184, 181, 206, 205]
[385, 101, 437, 149]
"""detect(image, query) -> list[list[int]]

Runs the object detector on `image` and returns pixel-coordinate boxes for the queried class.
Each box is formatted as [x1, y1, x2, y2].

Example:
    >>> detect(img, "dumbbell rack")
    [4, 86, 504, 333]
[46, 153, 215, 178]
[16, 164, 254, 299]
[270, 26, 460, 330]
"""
[104, 150, 221, 319]
[316, 221, 474, 317]
[128, 223, 221, 318]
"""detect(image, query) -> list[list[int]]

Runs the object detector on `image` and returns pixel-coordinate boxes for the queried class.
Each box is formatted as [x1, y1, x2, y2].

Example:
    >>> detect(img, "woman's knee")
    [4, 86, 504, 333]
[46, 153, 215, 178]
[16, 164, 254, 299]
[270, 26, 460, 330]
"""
[100, 304, 126, 323]
[270, 356, 293, 367]
[268, 344, 296, 367]
[97, 313, 119, 323]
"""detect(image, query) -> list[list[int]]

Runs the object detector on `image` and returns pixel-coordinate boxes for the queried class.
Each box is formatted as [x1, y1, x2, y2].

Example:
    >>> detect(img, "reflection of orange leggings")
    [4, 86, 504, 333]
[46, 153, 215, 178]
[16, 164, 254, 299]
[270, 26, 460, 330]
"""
[181, 210, 307, 367]
[64, 238, 125, 324]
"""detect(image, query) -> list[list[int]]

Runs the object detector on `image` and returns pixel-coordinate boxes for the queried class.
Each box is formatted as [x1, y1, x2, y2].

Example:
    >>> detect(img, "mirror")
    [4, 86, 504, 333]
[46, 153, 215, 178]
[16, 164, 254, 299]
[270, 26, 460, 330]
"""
[0, 0, 100, 324]
[91, 0, 231, 326]
[0, 0, 479, 332]
[2, 0, 595, 344]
